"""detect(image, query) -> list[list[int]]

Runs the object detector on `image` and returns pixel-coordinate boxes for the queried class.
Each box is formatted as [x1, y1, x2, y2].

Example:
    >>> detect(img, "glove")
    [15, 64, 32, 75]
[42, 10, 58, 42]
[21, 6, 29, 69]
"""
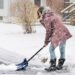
[44, 43, 48, 47]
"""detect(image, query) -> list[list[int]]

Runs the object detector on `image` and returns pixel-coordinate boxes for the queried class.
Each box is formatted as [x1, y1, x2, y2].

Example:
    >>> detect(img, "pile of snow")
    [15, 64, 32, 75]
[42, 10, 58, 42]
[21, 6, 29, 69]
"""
[0, 64, 17, 71]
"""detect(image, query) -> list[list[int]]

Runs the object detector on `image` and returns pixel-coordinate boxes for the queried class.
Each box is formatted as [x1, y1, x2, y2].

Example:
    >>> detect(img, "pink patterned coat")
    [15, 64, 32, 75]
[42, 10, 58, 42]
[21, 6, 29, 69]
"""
[40, 11, 72, 48]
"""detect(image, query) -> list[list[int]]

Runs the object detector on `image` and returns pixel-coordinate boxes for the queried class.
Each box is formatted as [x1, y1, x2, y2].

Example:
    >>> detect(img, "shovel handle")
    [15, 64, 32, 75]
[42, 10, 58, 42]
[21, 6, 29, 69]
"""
[28, 45, 45, 62]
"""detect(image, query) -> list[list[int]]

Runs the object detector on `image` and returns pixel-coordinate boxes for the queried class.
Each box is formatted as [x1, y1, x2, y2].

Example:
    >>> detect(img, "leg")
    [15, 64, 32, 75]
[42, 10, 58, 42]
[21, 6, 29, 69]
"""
[57, 41, 66, 70]
[49, 43, 56, 60]
[45, 43, 56, 72]
[59, 41, 66, 59]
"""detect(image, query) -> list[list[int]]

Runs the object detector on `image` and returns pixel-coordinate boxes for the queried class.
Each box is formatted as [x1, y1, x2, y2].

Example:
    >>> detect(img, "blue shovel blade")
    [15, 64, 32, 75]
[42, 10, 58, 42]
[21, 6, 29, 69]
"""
[16, 58, 28, 71]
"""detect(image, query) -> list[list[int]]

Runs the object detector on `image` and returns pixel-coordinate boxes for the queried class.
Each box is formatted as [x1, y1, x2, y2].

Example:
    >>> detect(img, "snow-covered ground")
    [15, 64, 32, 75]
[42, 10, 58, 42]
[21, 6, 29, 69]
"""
[0, 22, 75, 75]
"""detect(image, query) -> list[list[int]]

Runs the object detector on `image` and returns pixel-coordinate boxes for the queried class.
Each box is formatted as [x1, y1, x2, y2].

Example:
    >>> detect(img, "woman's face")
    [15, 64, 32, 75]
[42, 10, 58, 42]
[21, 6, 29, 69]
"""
[37, 11, 42, 19]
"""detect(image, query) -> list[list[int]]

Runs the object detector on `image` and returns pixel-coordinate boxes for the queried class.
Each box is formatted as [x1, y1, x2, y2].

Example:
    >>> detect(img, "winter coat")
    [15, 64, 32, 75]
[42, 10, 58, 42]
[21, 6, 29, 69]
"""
[40, 11, 72, 48]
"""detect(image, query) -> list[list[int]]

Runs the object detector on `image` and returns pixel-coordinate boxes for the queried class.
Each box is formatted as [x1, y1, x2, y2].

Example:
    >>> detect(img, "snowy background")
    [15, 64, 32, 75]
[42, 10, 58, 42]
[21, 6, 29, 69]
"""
[0, 22, 75, 75]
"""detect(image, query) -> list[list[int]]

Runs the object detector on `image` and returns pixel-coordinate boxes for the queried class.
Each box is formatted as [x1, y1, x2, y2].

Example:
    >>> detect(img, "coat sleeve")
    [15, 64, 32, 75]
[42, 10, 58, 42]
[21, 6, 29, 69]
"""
[45, 20, 54, 45]
[40, 13, 55, 45]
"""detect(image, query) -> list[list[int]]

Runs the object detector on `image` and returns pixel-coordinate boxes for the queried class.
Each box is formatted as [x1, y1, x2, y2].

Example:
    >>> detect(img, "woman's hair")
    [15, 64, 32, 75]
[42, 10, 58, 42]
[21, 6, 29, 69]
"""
[37, 6, 44, 18]
[37, 6, 51, 18]
[37, 6, 44, 14]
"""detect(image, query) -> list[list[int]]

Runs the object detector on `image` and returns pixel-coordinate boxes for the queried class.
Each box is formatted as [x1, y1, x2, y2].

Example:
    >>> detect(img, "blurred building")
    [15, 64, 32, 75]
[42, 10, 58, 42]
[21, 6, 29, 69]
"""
[0, 0, 75, 22]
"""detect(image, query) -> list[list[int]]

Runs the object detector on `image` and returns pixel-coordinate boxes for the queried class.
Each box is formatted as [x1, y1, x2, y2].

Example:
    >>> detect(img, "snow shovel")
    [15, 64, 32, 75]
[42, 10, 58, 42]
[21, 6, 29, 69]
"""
[16, 45, 45, 71]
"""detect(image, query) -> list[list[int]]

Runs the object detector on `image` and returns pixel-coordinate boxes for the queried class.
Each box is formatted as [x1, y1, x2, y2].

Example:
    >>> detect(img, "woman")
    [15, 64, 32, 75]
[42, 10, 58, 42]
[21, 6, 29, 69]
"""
[37, 6, 72, 72]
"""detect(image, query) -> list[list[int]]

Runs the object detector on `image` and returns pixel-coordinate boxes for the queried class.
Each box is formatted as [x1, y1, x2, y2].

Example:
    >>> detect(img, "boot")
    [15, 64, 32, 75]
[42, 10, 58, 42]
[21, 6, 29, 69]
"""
[56, 58, 65, 70]
[45, 59, 56, 72]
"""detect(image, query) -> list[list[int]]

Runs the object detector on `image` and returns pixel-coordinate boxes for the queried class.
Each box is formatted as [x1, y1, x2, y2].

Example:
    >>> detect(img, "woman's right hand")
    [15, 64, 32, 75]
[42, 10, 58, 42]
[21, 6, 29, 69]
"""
[44, 43, 48, 47]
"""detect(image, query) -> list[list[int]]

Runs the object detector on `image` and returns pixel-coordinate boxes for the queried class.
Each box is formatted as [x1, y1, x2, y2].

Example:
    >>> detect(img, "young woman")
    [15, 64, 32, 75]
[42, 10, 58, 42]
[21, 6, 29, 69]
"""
[37, 6, 72, 72]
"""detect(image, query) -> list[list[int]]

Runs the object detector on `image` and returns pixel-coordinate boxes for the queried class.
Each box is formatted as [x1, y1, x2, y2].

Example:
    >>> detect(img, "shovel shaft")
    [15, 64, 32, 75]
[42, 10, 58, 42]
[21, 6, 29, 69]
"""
[28, 45, 45, 62]
[16, 45, 45, 71]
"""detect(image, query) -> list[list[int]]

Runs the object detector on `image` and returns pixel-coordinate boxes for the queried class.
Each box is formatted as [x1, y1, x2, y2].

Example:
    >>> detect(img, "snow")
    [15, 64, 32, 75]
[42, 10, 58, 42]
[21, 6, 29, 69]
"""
[0, 64, 17, 70]
[0, 22, 74, 75]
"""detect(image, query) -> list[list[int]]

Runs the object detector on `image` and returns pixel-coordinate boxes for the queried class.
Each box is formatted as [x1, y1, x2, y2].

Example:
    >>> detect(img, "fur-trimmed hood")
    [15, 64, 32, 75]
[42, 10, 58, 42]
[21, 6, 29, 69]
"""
[42, 7, 52, 15]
